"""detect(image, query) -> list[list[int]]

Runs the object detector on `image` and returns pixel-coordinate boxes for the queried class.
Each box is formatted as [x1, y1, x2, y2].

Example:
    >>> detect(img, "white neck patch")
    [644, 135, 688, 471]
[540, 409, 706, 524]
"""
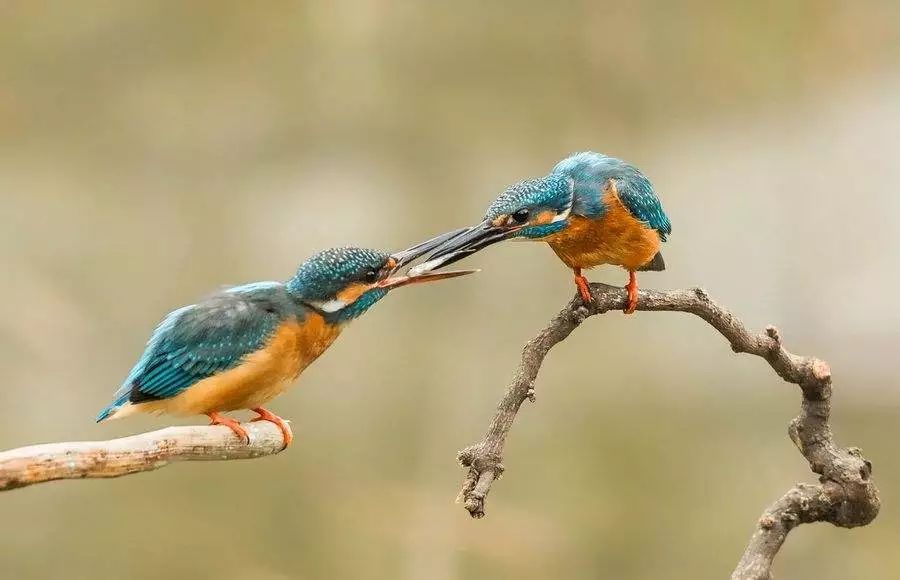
[310, 299, 347, 313]
[551, 178, 575, 222]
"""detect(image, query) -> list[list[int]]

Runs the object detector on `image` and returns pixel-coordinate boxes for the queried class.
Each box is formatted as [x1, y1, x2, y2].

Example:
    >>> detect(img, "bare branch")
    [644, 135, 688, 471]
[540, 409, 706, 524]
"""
[0, 421, 288, 492]
[456, 283, 880, 579]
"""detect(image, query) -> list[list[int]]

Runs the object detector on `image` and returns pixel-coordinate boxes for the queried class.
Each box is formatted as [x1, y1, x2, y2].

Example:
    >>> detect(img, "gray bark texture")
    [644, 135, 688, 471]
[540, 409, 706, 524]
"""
[0, 421, 287, 491]
[456, 283, 880, 580]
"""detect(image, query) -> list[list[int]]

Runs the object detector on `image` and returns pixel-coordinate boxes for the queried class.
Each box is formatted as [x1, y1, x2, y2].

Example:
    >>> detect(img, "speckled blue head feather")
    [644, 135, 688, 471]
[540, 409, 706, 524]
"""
[287, 247, 391, 322]
[484, 175, 574, 238]
[484, 175, 573, 221]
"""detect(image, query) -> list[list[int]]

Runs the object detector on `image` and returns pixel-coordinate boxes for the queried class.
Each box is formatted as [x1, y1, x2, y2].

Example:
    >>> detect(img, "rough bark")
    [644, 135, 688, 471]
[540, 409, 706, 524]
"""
[456, 283, 879, 580]
[0, 421, 287, 491]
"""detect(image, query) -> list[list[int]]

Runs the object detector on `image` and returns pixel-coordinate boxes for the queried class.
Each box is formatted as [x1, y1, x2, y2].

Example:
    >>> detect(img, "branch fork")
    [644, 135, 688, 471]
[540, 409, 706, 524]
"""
[0, 282, 880, 578]
[456, 282, 879, 580]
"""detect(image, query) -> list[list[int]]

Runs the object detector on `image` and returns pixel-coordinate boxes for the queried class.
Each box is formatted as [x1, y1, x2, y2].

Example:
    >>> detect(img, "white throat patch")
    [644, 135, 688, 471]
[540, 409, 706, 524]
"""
[551, 178, 575, 222]
[310, 299, 347, 313]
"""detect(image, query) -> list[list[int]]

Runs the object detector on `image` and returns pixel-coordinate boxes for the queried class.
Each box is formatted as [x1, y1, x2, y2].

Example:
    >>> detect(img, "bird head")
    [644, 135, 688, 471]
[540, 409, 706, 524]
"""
[288, 231, 475, 322]
[413, 174, 574, 272]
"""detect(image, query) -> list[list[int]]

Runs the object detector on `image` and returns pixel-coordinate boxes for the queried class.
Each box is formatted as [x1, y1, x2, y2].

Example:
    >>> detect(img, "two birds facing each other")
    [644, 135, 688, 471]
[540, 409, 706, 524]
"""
[97, 151, 672, 447]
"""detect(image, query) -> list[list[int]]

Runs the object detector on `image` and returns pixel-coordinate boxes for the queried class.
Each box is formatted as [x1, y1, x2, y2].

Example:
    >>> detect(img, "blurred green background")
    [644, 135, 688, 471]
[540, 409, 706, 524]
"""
[2, 2, 899, 579]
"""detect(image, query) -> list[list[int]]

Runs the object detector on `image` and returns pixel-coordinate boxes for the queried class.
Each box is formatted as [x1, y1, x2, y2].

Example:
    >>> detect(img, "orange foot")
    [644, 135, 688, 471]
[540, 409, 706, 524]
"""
[624, 271, 639, 315]
[207, 411, 250, 444]
[251, 407, 293, 449]
[573, 267, 592, 304]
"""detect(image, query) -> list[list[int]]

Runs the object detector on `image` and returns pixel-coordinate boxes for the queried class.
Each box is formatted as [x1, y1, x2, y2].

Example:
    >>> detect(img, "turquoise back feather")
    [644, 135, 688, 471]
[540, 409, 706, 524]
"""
[552, 151, 671, 240]
[96, 283, 292, 421]
[97, 248, 395, 421]
[476, 152, 671, 242]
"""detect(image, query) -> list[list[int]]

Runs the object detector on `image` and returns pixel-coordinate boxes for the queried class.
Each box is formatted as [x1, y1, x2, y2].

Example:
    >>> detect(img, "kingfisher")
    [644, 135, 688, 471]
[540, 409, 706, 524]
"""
[417, 152, 671, 314]
[96, 233, 474, 447]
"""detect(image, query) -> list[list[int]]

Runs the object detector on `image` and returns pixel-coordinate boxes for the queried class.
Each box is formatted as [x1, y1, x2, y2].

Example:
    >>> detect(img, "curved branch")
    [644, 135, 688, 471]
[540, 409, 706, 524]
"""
[456, 283, 879, 580]
[0, 421, 288, 491]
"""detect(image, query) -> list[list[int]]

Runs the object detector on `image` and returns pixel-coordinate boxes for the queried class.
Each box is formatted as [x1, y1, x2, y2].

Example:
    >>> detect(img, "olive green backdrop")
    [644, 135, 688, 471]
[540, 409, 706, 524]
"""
[1, 2, 899, 579]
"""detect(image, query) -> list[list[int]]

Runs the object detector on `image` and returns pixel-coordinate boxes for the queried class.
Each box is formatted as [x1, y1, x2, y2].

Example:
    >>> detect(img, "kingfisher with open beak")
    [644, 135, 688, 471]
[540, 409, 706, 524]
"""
[96, 232, 474, 447]
[418, 152, 671, 314]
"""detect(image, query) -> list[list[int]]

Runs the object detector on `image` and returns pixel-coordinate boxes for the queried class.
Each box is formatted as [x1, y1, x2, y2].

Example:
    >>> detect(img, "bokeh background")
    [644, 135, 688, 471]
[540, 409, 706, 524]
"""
[2, 2, 899, 579]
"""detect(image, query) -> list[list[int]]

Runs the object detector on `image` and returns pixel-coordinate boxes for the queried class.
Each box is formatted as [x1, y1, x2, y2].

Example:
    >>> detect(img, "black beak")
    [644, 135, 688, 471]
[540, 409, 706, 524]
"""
[408, 220, 522, 274]
[389, 227, 471, 269]
[383, 228, 479, 288]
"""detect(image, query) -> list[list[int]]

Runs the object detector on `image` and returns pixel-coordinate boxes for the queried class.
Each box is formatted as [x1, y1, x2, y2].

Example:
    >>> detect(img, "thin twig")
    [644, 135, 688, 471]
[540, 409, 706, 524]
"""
[0, 421, 288, 492]
[456, 283, 879, 580]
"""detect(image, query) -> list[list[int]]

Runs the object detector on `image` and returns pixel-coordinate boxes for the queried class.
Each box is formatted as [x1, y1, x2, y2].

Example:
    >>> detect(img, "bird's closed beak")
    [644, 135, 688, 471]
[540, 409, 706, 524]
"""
[389, 227, 470, 268]
[381, 229, 479, 289]
[407, 220, 523, 274]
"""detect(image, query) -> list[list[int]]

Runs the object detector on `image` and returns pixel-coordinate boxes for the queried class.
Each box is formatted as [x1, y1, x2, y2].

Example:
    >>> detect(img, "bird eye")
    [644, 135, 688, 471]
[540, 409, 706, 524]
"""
[364, 270, 378, 283]
[512, 209, 530, 224]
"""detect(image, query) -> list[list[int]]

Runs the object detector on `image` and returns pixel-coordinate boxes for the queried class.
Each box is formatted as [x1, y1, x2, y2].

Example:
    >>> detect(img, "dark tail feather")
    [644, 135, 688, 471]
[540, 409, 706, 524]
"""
[96, 387, 131, 422]
[96, 405, 117, 423]
[638, 251, 665, 272]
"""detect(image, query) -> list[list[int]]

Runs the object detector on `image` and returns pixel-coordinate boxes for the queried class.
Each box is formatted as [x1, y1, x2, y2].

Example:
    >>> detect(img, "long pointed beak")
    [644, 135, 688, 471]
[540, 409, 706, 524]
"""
[389, 227, 471, 268]
[407, 220, 522, 274]
[377, 268, 477, 290]
[380, 228, 479, 289]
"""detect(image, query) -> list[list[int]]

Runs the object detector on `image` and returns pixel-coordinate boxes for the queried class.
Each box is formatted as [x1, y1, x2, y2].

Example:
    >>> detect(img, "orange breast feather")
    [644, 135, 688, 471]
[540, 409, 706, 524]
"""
[138, 314, 342, 416]
[546, 184, 660, 271]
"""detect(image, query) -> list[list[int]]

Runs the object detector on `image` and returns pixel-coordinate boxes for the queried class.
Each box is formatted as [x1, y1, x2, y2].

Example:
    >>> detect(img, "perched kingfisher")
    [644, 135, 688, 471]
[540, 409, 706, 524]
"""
[418, 152, 671, 313]
[96, 234, 474, 447]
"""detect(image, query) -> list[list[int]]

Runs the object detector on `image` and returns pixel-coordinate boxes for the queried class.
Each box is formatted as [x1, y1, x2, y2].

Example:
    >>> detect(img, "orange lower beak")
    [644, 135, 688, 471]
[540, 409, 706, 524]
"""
[377, 269, 477, 290]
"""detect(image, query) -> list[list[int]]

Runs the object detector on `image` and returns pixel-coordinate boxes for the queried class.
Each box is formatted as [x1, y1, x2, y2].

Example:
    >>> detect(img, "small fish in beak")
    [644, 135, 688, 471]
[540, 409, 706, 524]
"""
[389, 227, 470, 268]
[383, 228, 479, 286]
[407, 220, 524, 275]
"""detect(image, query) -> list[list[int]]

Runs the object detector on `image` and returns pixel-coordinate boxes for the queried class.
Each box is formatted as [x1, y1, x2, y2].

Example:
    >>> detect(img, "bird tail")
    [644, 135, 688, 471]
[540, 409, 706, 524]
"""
[96, 387, 132, 422]
[638, 251, 666, 272]
[96, 404, 121, 423]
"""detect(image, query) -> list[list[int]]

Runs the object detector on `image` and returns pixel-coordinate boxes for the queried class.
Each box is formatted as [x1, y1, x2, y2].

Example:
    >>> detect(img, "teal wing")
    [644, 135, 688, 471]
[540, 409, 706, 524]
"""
[97, 284, 285, 420]
[616, 170, 672, 241]
[551, 152, 672, 238]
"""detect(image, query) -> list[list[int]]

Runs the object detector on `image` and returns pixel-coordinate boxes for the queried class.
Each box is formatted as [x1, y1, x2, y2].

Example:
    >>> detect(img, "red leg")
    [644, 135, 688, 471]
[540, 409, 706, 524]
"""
[207, 412, 250, 444]
[251, 407, 293, 449]
[573, 267, 593, 304]
[624, 271, 639, 315]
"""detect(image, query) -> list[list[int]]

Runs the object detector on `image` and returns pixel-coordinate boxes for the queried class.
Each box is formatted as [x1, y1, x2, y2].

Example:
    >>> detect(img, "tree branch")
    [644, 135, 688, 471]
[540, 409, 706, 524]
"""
[0, 421, 288, 492]
[456, 283, 880, 580]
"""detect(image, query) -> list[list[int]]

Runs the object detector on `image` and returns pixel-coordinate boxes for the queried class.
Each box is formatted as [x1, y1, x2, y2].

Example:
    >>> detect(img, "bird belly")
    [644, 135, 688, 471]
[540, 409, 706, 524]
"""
[546, 189, 660, 271]
[136, 315, 342, 416]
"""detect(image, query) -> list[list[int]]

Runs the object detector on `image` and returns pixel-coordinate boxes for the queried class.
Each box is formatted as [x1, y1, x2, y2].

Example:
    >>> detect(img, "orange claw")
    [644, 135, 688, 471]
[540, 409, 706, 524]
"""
[624, 271, 639, 315]
[207, 411, 250, 444]
[573, 267, 593, 304]
[251, 407, 293, 449]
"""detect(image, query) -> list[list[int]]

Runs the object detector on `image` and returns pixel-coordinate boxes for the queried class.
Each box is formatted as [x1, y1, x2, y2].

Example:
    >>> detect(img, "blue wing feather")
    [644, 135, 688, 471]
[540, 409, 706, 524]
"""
[614, 170, 672, 241]
[552, 152, 671, 240]
[97, 283, 287, 421]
